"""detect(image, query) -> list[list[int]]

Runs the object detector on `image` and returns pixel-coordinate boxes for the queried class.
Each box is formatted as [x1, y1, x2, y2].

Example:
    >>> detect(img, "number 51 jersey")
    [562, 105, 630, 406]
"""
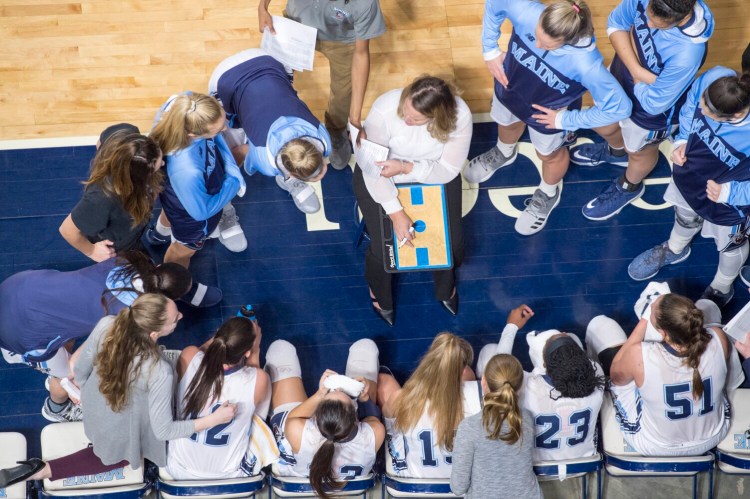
[522, 363, 604, 462]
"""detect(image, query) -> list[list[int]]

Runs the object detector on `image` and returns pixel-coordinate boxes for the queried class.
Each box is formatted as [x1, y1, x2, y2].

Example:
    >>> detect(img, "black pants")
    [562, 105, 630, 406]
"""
[352, 167, 464, 310]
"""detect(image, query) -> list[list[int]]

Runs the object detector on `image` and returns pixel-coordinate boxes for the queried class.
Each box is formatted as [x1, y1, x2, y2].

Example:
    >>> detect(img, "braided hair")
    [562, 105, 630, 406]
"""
[544, 339, 606, 400]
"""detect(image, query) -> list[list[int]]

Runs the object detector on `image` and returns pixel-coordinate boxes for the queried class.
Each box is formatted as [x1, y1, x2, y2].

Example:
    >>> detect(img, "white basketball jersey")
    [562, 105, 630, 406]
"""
[275, 420, 376, 479]
[167, 352, 258, 479]
[385, 380, 484, 478]
[630, 330, 730, 451]
[522, 364, 604, 462]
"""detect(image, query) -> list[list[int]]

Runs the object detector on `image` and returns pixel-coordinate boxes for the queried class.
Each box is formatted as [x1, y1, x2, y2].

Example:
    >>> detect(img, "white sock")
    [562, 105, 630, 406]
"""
[495, 139, 516, 157]
[345, 339, 379, 382]
[155, 219, 172, 236]
[264, 340, 302, 383]
[710, 243, 748, 293]
[538, 180, 559, 197]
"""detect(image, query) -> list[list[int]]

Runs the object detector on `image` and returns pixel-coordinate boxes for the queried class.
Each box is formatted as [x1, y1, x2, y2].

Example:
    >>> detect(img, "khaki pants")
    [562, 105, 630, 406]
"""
[316, 39, 355, 134]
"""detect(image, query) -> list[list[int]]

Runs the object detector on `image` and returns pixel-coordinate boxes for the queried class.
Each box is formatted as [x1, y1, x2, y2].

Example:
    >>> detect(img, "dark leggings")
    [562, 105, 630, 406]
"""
[48, 446, 129, 481]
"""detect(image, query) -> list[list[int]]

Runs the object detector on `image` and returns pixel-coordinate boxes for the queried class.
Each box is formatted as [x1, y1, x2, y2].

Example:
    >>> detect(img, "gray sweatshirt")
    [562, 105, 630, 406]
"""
[450, 410, 543, 499]
[75, 316, 195, 468]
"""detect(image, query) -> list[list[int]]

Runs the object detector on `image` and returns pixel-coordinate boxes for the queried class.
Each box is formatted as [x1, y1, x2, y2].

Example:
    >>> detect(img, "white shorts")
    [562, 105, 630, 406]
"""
[664, 182, 742, 252]
[2, 347, 70, 379]
[490, 94, 565, 156]
[620, 118, 677, 153]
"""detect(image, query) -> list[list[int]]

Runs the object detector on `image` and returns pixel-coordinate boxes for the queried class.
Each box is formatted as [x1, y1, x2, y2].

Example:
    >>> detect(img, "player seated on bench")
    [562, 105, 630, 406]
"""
[377, 332, 478, 478]
[476, 305, 605, 463]
[166, 315, 270, 479]
[587, 293, 731, 456]
[264, 339, 385, 498]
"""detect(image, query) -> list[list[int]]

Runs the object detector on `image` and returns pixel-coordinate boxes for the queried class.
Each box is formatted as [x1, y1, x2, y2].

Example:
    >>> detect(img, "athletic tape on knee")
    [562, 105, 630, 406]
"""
[585, 316, 627, 355]
[264, 340, 302, 383]
[345, 339, 379, 382]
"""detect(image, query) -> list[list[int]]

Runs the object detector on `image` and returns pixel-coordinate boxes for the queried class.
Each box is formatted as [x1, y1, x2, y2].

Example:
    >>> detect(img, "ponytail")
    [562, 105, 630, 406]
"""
[704, 74, 750, 118]
[654, 294, 711, 400]
[309, 399, 357, 499]
[182, 317, 257, 418]
[149, 93, 224, 154]
[481, 354, 524, 445]
[540, 0, 594, 45]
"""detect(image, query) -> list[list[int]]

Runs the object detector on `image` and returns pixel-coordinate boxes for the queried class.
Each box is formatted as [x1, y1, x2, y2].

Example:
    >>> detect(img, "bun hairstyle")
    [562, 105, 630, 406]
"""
[309, 399, 357, 499]
[540, 0, 594, 46]
[654, 294, 711, 400]
[279, 138, 324, 180]
[95, 293, 169, 412]
[543, 336, 606, 399]
[85, 132, 164, 227]
[482, 354, 524, 445]
[182, 317, 258, 418]
[704, 74, 750, 119]
[398, 75, 461, 143]
[149, 93, 225, 154]
[394, 332, 473, 452]
[648, 0, 696, 24]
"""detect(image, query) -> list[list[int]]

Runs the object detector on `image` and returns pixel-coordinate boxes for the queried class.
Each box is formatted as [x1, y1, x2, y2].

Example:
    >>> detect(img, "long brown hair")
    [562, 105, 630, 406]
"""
[84, 132, 163, 227]
[181, 317, 258, 418]
[309, 399, 357, 499]
[393, 332, 473, 452]
[482, 354, 524, 444]
[398, 75, 461, 143]
[149, 93, 224, 154]
[95, 293, 169, 412]
[654, 294, 711, 400]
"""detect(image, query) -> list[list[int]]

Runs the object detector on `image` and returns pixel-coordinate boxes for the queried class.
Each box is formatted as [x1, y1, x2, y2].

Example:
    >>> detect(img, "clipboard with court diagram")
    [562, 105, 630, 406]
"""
[380, 184, 453, 273]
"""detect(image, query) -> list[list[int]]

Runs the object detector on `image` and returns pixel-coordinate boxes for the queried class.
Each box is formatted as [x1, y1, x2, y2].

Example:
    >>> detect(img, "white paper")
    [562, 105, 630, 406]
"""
[724, 300, 750, 342]
[349, 123, 389, 178]
[261, 16, 317, 72]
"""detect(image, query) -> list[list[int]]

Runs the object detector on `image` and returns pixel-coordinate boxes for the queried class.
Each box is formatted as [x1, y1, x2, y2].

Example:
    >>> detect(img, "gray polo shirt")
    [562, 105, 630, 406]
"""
[285, 0, 386, 43]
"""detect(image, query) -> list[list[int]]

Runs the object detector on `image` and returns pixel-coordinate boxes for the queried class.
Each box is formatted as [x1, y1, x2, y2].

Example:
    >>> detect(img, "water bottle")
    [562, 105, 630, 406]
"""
[237, 304, 257, 321]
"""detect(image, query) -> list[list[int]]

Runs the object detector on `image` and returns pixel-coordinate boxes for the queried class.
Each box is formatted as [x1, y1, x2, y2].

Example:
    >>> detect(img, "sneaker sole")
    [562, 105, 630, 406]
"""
[514, 190, 562, 236]
[582, 186, 645, 221]
[468, 150, 518, 184]
[627, 246, 691, 281]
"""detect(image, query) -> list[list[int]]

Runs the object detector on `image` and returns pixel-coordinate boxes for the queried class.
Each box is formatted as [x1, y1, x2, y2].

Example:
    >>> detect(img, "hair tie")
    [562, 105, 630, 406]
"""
[187, 100, 197, 114]
[571, 2, 580, 12]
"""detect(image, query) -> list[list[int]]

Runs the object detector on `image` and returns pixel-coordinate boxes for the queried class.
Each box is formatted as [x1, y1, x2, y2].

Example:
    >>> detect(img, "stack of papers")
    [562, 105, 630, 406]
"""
[348, 122, 389, 178]
[724, 300, 750, 342]
[261, 16, 317, 72]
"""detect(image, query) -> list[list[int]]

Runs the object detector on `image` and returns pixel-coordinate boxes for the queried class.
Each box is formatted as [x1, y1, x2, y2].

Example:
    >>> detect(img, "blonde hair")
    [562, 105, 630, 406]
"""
[540, 0, 595, 45]
[85, 132, 163, 227]
[279, 139, 323, 179]
[95, 293, 169, 412]
[394, 333, 473, 452]
[149, 93, 224, 154]
[397, 75, 461, 143]
[482, 354, 524, 444]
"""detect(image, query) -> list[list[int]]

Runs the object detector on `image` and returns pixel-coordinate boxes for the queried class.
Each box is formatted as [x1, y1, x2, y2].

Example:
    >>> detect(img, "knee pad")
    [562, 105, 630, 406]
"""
[674, 209, 703, 230]
[585, 316, 627, 356]
[264, 340, 301, 383]
[345, 339, 379, 382]
[476, 344, 497, 379]
[695, 299, 722, 325]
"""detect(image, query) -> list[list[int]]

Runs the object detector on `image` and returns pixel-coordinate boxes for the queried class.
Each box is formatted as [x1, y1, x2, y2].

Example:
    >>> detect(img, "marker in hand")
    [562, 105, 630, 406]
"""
[398, 224, 417, 249]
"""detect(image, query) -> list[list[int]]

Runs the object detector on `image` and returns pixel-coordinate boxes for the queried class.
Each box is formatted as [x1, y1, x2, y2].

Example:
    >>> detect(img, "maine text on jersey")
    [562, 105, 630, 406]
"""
[690, 118, 742, 168]
[510, 41, 569, 94]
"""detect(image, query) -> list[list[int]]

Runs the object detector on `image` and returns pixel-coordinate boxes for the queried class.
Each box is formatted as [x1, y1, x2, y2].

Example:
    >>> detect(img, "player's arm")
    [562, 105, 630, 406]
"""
[365, 419, 386, 451]
[711, 326, 732, 362]
[177, 346, 200, 379]
[556, 60, 632, 131]
[496, 305, 534, 354]
[254, 369, 270, 406]
[610, 319, 646, 386]
[169, 157, 241, 221]
[633, 52, 703, 116]
[481, 0, 511, 61]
